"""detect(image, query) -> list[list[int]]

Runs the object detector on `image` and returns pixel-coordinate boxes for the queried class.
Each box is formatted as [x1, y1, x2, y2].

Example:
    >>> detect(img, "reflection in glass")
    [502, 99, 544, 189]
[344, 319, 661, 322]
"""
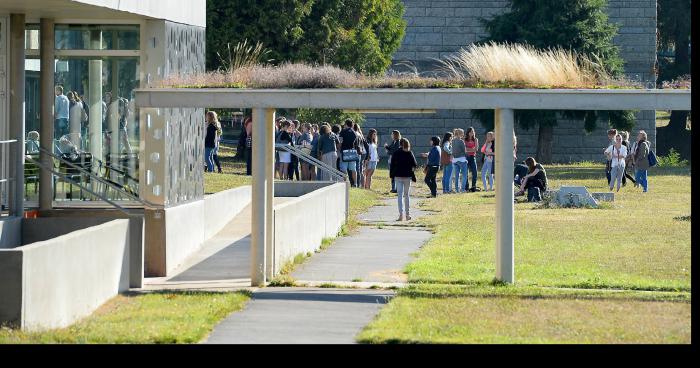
[55, 24, 139, 50]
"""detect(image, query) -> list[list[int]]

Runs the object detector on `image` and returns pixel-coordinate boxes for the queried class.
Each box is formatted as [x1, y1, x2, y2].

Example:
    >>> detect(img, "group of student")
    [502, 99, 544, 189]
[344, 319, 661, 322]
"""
[604, 128, 652, 193]
[272, 117, 380, 188]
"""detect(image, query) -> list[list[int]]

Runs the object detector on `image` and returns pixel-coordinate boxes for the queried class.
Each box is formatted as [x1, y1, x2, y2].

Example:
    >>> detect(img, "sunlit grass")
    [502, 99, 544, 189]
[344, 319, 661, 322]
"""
[0, 291, 250, 344]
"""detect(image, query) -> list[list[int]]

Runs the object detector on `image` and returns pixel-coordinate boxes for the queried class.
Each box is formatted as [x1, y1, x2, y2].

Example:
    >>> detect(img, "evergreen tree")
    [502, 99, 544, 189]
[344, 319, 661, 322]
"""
[473, 0, 633, 163]
[656, 0, 691, 159]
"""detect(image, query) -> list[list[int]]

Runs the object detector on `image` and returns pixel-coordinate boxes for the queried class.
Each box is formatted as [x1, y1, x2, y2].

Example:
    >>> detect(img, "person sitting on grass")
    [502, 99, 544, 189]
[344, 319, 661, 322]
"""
[515, 157, 547, 197]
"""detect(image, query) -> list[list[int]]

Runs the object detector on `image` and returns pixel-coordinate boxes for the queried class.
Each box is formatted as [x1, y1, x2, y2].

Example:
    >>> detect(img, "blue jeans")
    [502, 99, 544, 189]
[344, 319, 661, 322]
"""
[466, 155, 478, 190]
[442, 162, 453, 193]
[395, 177, 411, 215]
[482, 159, 494, 190]
[635, 169, 648, 192]
[205, 147, 215, 172]
[453, 161, 468, 192]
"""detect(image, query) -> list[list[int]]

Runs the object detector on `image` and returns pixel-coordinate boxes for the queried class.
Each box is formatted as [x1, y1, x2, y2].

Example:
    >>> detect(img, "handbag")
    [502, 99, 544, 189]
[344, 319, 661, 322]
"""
[648, 146, 658, 167]
[341, 149, 359, 162]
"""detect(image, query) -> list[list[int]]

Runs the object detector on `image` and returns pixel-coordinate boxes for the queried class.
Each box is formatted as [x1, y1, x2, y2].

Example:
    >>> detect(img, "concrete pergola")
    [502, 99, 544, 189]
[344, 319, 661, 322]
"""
[135, 88, 691, 286]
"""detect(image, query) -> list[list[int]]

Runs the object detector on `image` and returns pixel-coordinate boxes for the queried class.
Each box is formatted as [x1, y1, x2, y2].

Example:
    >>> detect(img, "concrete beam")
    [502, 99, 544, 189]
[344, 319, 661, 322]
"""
[8, 14, 25, 218]
[39, 18, 54, 211]
[135, 88, 692, 111]
[494, 108, 515, 284]
[251, 108, 274, 286]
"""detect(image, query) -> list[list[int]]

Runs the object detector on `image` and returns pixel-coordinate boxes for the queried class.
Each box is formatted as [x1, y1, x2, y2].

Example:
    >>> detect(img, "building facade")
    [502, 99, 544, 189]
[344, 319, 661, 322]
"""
[364, 0, 658, 163]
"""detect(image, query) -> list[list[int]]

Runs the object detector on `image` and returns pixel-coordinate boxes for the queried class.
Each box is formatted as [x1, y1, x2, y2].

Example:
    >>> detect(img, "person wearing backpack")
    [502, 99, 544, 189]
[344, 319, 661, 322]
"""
[632, 130, 651, 192]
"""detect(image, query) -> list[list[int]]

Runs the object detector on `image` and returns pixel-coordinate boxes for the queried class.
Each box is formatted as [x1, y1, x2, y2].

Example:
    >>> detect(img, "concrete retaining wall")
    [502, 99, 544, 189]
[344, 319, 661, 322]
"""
[146, 185, 252, 276]
[203, 185, 252, 239]
[274, 181, 335, 197]
[272, 182, 347, 275]
[0, 219, 130, 330]
[0, 217, 21, 249]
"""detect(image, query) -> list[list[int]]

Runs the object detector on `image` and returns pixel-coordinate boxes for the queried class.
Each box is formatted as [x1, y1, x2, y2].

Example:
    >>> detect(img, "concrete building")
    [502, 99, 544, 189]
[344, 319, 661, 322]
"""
[0, 0, 207, 330]
[364, 0, 658, 163]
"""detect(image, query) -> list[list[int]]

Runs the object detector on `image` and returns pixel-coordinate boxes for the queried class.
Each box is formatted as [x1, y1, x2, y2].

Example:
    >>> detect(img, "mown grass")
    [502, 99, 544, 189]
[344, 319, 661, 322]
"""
[358, 163, 691, 344]
[0, 291, 250, 344]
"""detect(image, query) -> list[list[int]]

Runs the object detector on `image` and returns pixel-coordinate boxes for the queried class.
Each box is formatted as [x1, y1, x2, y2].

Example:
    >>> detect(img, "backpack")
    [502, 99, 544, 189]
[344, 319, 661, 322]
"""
[648, 147, 658, 167]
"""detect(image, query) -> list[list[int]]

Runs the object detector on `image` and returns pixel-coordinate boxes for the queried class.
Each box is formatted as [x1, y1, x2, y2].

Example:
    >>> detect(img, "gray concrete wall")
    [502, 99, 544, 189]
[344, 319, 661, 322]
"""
[203, 185, 252, 239]
[0, 217, 21, 249]
[152, 186, 251, 276]
[272, 183, 347, 275]
[364, 0, 657, 163]
[0, 219, 130, 330]
[274, 181, 335, 197]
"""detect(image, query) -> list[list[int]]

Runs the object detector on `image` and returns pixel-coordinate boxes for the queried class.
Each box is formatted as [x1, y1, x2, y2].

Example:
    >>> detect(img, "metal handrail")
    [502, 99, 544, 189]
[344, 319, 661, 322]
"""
[275, 143, 348, 181]
[0, 139, 17, 144]
[30, 146, 160, 210]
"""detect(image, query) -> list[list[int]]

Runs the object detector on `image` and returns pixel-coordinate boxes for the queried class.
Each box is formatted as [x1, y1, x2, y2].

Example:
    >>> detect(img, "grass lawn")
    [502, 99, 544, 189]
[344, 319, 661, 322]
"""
[0, 291, 250, 344]
[358, 163, 691, 344]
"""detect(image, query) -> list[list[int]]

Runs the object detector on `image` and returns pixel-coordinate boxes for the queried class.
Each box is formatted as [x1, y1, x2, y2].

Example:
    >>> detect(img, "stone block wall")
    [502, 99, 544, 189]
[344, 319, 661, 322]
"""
[364, 0, 657, 163]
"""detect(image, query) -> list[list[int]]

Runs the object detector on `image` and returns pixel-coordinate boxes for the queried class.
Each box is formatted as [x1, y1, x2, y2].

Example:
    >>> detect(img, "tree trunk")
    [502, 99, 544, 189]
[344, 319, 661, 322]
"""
[656, 111, 691, 160]
[536, 123, 554, 164]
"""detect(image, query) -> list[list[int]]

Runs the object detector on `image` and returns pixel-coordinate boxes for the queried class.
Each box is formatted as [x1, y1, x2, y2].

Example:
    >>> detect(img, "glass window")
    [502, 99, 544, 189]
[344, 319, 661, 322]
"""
[55, 24, 139, 50]
[25, 24, 39, 51]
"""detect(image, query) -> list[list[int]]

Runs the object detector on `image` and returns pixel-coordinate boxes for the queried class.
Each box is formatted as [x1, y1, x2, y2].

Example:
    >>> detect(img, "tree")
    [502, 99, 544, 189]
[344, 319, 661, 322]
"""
[656, 0, 691, 160]
[206, 0, 406, 76]
[475, 0, 632, 163]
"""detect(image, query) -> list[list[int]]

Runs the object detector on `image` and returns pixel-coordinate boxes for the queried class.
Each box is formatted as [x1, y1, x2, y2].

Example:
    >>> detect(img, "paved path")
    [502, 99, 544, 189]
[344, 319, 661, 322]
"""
[205, 196, 432, 344]
[204, 288, 393, 344]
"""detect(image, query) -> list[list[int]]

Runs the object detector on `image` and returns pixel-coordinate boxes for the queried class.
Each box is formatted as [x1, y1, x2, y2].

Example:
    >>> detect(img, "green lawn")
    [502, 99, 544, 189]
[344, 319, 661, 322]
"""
[358, 163, 691, 344]
[0, 291, 250, 344]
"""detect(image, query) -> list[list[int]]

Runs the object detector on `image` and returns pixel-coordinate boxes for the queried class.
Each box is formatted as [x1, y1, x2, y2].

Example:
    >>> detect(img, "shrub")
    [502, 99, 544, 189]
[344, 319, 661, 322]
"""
[657, 148, 689, 167]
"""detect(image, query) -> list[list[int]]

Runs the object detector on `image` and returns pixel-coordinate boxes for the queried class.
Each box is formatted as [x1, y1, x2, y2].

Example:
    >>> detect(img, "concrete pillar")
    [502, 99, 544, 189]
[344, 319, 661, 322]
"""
[8, 14, 25, 217]
[494, 108, 515, 283]
[39, 18, 54, 211]
[88, 31, 102, 170]
[251, 107, 274, 286]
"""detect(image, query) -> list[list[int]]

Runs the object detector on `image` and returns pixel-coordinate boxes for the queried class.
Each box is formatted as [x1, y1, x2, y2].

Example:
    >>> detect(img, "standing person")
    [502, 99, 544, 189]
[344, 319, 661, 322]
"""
[632, 130, 650, 193]
[338, 119, 359, 187]
[513, 131, 518, 161]
[244, 117, 253, 176]
[384, 130, 401, 193]
[420, 136, 441, 198]
[604, 134, 627, 192]
[464, 127, 479, 192]
[54, 86, 70, 140]
[364, 129, 379, 189]
[481, 131, 495, 191]
[298, 123, 314, 180]
[440, 132, 454, 193]
[331, 124, 342, 170]
[317, 124, 339, 181]
[620, 131, 636, 186]
[277, 121, 294, 179]
[68, 91, 87, 145]
[311, 123, 321, 180]
[604, 129, 618, 185]
[353, 123, 368, 188]
[210, 112, 223, 173]
[286, 120, 301, 180]
[204, 111, 219, 172]
[451, 128, 468, 193]
[390, 138, 417, 221]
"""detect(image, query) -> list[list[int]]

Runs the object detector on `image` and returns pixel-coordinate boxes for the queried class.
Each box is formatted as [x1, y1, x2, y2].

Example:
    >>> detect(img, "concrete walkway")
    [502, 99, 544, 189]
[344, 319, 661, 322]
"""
[204, 196, 432, 344]
[205, 288, 393, 344]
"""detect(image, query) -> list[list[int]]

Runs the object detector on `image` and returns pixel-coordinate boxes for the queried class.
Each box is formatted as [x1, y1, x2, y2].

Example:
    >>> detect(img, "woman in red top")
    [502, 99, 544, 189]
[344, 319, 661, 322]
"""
[464, 127, 479, 192]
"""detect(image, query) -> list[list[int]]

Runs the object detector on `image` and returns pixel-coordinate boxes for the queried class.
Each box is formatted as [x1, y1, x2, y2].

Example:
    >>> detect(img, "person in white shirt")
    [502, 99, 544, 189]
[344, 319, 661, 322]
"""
[363, 129, 380, 189]
[604, 134, 627, 192]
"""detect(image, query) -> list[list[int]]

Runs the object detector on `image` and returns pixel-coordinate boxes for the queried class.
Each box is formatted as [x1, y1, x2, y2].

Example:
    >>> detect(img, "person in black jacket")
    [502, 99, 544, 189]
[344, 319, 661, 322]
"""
[390, 138, 417, 221]
[384, 130, 402, 193]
